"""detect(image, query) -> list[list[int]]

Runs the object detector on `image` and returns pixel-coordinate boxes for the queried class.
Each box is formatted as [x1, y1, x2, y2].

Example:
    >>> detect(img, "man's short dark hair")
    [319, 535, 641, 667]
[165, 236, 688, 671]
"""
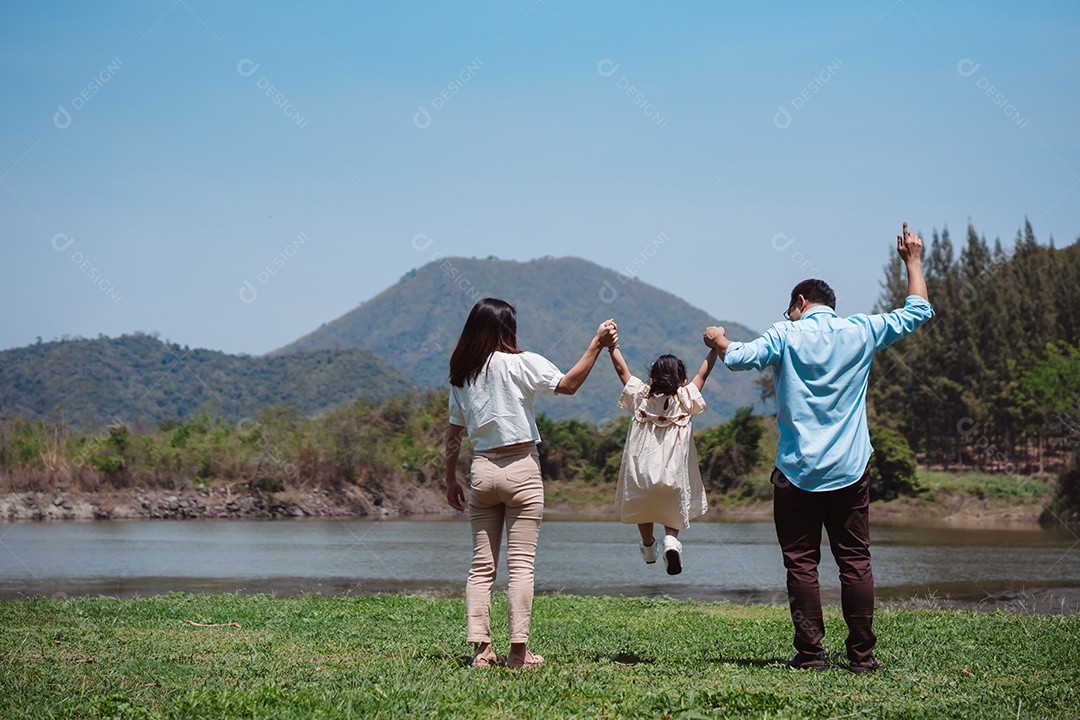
[790, 279, 836, 311]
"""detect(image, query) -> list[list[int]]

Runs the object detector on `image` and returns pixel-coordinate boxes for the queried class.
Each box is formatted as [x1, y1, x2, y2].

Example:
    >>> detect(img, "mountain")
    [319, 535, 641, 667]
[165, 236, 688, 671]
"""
[0, 333, 418, 428]
[276, 256, 764, 425]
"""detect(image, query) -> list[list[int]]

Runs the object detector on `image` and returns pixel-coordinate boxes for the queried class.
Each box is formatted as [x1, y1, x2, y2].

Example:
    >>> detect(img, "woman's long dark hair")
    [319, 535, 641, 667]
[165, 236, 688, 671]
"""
[449, 298, 521, 387]
[648, 354, 686, 397]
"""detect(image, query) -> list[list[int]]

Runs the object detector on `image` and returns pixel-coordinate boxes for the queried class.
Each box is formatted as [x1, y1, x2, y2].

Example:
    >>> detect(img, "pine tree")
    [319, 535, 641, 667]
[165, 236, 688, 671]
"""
[869, 219, 1078, 473]
[874, 252, 907, 313]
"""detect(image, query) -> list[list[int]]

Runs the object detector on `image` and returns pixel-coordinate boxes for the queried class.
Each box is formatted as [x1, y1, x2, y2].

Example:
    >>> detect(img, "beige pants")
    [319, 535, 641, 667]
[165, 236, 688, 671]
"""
[465, 445, 544, 644]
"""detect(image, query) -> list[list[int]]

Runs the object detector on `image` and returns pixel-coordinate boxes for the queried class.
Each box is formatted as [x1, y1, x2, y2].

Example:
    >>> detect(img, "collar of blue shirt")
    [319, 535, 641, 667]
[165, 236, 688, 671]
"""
[800, 304, 835, 319]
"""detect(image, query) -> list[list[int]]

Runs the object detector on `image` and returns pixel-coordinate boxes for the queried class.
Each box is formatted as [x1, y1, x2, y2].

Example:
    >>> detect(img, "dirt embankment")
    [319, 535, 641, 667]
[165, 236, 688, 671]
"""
[0, 482, 449, 522]
[694, 492, 1052, 526]
[0, 480, 1056, 526]
[870, 489, 1051, 525]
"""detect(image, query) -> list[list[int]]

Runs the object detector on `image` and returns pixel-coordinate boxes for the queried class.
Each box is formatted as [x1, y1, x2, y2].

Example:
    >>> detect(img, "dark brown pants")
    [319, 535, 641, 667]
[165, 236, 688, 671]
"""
[772, 465, 876, 664]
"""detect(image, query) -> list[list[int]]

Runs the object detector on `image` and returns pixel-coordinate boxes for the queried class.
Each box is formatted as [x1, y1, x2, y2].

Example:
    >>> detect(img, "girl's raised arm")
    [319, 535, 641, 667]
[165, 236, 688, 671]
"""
[608, 346, 631, 386]
[691, 347, 720, 391]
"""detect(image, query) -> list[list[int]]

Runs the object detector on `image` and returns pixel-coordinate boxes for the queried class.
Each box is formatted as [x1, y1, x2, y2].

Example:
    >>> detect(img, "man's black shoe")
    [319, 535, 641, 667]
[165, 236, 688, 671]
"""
[786, 656, 825, 672]
[848, 656, 884, 673]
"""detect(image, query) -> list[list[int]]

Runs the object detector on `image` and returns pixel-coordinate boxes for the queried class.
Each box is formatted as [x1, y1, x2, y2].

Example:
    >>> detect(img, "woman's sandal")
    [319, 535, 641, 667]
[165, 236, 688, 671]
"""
[505, 651, 544, 669]
[470, 653, 505, 668]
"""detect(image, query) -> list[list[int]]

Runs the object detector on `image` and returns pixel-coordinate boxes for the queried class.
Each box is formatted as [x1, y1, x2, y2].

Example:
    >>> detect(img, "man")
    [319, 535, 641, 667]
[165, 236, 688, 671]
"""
[703, 222, 933, 672]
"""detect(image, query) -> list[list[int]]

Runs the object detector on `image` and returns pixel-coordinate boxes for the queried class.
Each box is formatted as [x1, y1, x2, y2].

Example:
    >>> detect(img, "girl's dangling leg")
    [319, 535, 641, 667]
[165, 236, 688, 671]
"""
[638, 523, 658, 564]
[662, 526, 683, 575]
[637, 523, 655, 545]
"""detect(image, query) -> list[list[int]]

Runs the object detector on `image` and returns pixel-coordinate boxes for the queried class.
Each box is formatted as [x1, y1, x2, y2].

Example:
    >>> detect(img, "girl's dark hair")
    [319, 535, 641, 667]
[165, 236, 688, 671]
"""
[448, 298, 521, 387]
[648, 354, 686, 397]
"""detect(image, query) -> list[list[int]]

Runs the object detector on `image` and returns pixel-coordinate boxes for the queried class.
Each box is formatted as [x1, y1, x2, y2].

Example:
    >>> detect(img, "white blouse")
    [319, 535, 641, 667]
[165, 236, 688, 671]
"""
[448, 351, 564, 452]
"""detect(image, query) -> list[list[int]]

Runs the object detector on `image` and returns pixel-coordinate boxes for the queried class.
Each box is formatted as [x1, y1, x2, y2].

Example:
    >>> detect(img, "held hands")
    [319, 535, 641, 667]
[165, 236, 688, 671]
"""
[703, 325, 726, 349]
[703, 325, 730, 360]
[596, 318, 619, 348]
[897, 221, 923, 264]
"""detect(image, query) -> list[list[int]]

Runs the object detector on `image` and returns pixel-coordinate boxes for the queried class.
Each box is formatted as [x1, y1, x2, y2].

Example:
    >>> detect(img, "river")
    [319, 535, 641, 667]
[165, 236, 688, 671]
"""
[1, 517, 1077, 610]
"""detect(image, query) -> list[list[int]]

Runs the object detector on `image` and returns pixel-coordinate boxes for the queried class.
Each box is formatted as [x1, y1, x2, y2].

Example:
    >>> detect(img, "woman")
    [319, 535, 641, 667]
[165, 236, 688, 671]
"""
[445, 298, 617, 669]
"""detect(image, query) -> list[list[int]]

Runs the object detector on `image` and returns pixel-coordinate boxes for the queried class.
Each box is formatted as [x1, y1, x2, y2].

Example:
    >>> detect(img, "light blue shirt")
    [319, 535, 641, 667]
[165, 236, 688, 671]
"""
[724, 295, 934, 492]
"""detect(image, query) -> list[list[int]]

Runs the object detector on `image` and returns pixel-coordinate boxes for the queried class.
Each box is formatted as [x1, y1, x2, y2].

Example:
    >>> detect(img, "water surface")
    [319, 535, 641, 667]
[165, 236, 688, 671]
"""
[1, 518, 1076, 605]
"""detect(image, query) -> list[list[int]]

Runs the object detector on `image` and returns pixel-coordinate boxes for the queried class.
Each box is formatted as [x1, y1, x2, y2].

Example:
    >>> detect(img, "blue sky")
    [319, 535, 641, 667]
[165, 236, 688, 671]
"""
[3, 1, 1078, 354]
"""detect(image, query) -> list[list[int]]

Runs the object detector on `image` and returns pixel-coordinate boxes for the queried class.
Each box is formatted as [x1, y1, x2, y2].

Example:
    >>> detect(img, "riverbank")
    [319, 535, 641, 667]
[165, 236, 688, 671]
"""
[0, 480, 447, 522]
[0, 468, 1061, 526]
[546, 468, 1061, 527]
[1, 593, 1077, 719]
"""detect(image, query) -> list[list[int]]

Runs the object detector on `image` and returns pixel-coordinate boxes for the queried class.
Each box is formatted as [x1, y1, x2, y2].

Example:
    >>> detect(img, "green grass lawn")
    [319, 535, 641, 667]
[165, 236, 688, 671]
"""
[1, 593, 1077, 719]
[916, 470, 1055, 500]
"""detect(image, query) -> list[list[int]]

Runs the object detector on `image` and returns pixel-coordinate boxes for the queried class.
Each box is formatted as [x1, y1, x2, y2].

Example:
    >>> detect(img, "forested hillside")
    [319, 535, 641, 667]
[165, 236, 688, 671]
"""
[276, 256, 763, 425]
[0, 334, 418, 427]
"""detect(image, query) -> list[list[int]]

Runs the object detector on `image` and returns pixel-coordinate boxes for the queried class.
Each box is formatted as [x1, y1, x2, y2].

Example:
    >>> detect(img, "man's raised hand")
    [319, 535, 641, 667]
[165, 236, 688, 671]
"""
[897, 221, 923, 263]
[897, 220, 929, 301]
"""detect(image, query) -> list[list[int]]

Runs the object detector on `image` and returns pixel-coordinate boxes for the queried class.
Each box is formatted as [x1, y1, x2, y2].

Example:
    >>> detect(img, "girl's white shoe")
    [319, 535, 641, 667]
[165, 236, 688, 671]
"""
[662, 536, 683, 575]
[639, 539, 658, 564]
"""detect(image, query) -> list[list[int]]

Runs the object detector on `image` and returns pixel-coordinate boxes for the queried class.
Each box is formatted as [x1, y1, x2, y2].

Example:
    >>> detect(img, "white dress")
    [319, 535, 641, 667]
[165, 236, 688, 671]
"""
[614, 376, 708, 530]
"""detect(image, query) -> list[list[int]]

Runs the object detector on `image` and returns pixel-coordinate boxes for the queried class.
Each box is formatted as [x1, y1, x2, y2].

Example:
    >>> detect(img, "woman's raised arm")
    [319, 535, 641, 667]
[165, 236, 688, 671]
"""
[554, 319, 617, 395]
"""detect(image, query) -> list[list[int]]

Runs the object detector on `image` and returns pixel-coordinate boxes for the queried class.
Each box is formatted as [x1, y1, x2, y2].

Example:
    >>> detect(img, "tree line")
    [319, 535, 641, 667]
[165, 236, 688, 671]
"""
[867, 219, 1080, 524]
[0, 392, 767, 503]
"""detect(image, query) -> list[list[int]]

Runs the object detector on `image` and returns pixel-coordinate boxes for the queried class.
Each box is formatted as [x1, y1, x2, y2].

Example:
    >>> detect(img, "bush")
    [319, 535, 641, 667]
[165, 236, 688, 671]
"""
[868, 426, 921, 501]
[537, 415, 610, 483]
[1042, 449, 1080, 529]
[694, 407, 763, 494]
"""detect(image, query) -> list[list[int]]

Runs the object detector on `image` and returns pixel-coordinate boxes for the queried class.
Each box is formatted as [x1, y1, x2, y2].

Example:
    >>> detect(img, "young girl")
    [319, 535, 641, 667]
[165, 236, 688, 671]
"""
[445, 298, 616, 669]
[607, 342, 718, 575]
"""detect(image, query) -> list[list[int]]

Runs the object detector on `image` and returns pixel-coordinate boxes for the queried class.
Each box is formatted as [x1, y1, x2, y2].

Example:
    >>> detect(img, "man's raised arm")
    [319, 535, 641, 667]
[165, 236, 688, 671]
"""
[898, 221, 928, 301]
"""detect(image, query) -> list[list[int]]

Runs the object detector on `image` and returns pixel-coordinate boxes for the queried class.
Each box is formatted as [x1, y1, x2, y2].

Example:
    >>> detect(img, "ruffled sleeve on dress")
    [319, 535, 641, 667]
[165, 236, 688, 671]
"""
[677, 383, 708, 417]
[617, 376, 646, 412]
